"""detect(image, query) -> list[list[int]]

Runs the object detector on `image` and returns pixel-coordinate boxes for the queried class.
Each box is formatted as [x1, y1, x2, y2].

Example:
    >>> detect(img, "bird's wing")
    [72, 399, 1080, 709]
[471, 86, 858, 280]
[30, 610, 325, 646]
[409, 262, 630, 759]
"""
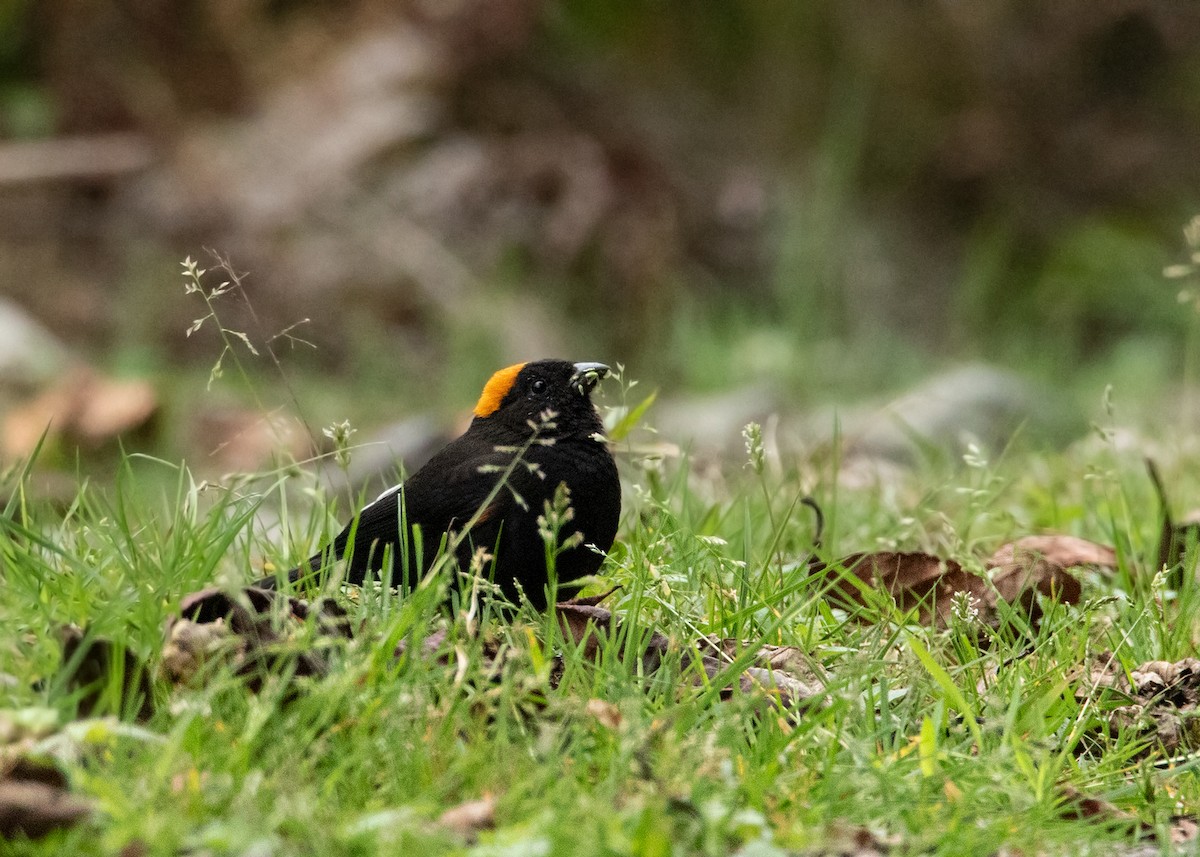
[329, 441, 535, 581]
[401, 445, 528, 536]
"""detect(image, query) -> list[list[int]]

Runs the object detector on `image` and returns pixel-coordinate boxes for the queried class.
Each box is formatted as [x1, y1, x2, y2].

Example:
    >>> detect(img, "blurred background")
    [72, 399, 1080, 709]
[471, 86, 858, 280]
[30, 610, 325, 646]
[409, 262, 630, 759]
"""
[2, 0, 1200, 483]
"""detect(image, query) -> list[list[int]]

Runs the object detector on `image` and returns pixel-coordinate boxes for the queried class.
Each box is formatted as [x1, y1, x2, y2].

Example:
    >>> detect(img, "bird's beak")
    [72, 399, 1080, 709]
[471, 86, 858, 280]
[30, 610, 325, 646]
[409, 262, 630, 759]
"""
[571, 362, 610, 396]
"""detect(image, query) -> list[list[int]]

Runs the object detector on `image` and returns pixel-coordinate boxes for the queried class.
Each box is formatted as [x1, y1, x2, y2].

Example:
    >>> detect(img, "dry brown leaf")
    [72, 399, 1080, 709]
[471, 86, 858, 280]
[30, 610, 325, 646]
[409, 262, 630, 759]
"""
[585, 698, 622, 730]
[190, 407, 310, 473]
[730, 665, 824, 706]
[58, 626, 155, 721]
[2, 366, 157, 459]
[1054, 784, 1200, 848]
[988, 559, 1082, 628]
[1075, 655, 1200, 757]
[814, 549, 1080, 634]
[161, 618, 241, 686]
[818, 551, 983, 627]
[165, 586, 351, 692]
[0, 758, 91, 840]
[555, 603, 669, 674]
[702, 639, 825, 689]
[436, 795, 495, 841]
[1170, 815, 1200, 846]
[987, 535, 1117, 572]
[1056, 784, 1147, 829]
[2, 380, 75, 459]
[73, 374, 157, 443]
[812, 820, 897, 856]
[0, 779, 92, 840]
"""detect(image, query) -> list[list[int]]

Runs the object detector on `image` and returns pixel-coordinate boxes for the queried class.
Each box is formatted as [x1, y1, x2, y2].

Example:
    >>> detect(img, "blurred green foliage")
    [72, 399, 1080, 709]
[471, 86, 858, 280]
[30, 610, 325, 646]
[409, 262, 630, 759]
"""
[0, 0, 32, 75]
[3, 0, 1199, 412]
[0, 0, 52, 137]
[544, 0, 1200, 395]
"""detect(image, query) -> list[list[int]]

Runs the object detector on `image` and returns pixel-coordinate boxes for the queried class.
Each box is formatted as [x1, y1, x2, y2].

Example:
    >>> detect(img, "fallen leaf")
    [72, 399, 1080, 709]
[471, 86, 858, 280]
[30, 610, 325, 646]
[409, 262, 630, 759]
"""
[1170, 815, 1200, 845]
[73, 374, 157, 444]
[989, 558, 1082, 628]
[725, 664, 823, 707]
[190, 407, 310, 473]
[987, 535, 1117, 573]
[701, 639, 825, 690]
[811, 820, 897, 856]
[58, 626, 155, 721]
[436, 795, 495, 841]
[816, 551, 986, 628]
[0, 756, 91, 840]
[1052, 784, 1200, 849]
[160, 618, 241, 686]
[814, 548, 1080, 635]
[164, 586, 352, 692]
[2, 365, 157, 459]
[1056, 784, 1148, 831]
[555, 603, 668, 674]
[585, 698, 622, 730]
[1074, 654, 1200, 757]
[0, 778, 92, 840]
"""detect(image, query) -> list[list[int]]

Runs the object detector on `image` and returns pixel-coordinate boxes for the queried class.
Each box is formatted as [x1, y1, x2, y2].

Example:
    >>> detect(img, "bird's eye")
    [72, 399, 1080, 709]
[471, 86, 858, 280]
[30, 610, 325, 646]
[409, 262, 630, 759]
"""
[530, 378, 547, 395]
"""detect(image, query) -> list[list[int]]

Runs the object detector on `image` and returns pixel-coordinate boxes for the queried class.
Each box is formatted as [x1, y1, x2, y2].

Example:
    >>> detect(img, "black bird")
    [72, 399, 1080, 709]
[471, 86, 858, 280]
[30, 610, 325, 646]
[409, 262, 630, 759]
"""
[263, 360, 620, 609]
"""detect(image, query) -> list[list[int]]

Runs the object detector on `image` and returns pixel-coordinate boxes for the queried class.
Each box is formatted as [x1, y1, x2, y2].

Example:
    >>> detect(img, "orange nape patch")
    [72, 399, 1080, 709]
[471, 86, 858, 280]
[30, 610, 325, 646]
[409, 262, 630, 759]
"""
[473, 362, 526, 418]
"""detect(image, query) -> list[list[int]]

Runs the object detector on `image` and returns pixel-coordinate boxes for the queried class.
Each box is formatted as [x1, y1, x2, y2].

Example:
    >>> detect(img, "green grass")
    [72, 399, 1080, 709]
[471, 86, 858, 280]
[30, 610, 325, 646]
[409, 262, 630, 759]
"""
[3, 412, 1199, 856]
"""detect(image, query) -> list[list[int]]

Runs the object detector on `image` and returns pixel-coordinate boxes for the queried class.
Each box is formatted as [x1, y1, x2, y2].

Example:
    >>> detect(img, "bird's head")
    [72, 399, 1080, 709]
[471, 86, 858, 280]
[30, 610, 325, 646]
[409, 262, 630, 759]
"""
[472, 360, 610, 438]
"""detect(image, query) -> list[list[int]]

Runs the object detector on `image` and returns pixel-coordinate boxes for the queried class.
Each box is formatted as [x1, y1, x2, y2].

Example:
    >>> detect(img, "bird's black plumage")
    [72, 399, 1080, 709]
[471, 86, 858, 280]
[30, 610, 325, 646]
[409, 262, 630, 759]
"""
[264, 360, 620, 609]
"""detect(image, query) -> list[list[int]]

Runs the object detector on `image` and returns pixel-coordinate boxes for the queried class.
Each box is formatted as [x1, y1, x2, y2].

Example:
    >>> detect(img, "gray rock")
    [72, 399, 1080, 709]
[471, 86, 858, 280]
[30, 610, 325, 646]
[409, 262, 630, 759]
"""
[653, 384, 781, 456]
[807, 363, 1079, 464]
[0, 298, 71, 391]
